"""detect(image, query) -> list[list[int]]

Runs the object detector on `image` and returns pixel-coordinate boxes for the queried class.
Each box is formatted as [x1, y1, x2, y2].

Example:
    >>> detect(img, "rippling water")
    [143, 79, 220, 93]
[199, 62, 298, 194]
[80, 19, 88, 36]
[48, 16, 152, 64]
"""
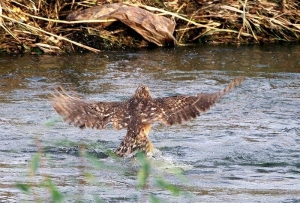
[0, 44, 300, 202]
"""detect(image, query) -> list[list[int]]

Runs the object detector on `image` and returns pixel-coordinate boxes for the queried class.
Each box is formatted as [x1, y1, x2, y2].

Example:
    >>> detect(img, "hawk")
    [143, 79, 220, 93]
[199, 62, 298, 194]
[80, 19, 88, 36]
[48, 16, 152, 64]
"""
[51, 77, 244, 157]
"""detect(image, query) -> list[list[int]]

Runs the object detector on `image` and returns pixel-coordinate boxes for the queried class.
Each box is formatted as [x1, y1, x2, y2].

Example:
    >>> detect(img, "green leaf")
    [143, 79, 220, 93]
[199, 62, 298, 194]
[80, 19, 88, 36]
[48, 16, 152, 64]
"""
[155, 177, 180, 196]
[51, 188, 63, 203]
[16, 182, 30, 193]
[45, 118, 61, 127]
[150, 194, 161, 203]
[137, 168, 147, 189]
[136, 152, 150, 189]
[85, 153, 102, 169]
[84, 172, 95, 182]
[30, 153, 40, 175]
[105, 149, 119, 159]
[93, 195, 102, 203]
[43, 178, 64, 203]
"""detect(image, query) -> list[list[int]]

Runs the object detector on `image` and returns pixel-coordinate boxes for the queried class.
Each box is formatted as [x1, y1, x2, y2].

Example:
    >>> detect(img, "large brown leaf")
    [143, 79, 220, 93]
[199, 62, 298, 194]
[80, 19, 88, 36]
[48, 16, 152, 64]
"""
[67, 3, 176, 46]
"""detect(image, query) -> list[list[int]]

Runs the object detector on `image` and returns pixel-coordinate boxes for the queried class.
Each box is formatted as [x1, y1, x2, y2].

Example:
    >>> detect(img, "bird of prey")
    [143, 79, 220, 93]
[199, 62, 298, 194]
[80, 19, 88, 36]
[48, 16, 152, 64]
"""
[51, 77, 244, 157]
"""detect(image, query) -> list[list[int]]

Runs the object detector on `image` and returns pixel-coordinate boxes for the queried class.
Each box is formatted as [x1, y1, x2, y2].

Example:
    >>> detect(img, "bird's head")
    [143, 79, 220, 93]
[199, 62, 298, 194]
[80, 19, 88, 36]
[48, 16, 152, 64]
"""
[135, 84, 151, 99]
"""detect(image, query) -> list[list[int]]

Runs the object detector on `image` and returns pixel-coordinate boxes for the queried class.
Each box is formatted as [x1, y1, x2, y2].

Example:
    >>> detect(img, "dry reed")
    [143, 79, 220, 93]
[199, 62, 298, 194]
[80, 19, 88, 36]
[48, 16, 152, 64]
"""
[0, 0, 299, 54]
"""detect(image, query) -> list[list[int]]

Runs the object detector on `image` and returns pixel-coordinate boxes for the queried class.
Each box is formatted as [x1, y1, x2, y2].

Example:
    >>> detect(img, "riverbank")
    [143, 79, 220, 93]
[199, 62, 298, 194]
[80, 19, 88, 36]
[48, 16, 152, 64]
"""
[0, 0, 299, 54]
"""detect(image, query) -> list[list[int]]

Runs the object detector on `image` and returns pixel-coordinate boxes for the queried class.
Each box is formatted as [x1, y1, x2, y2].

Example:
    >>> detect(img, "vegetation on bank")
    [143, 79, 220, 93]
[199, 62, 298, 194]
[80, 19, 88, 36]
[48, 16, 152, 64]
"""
[16, 140, 185, 202]
[0, 0, 299, 54]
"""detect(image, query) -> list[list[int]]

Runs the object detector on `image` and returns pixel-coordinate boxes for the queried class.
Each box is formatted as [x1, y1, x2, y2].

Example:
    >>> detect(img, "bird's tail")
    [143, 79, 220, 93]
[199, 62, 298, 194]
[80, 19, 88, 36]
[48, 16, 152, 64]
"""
[115, 125, 154, 157]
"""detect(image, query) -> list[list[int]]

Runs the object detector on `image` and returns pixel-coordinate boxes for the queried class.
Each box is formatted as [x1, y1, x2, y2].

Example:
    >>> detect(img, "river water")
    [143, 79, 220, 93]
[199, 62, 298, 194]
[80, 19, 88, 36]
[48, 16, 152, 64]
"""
[0, 44, 300, 202]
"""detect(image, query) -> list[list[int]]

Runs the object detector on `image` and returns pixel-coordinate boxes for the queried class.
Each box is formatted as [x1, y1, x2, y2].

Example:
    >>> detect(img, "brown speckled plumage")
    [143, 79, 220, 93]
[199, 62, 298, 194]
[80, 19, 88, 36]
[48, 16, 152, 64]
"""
[51, 77, 245, 157]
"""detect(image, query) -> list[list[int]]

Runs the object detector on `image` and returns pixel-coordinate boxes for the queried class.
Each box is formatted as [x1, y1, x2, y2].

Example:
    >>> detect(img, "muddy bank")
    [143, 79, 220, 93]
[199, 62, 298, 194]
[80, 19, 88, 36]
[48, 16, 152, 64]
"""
[0, 0, 299, 54]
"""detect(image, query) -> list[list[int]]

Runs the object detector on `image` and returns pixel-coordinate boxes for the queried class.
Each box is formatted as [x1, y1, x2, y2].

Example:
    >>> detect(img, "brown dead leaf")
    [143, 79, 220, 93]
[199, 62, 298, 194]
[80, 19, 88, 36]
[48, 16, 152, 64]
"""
[67, 3, 176, 46]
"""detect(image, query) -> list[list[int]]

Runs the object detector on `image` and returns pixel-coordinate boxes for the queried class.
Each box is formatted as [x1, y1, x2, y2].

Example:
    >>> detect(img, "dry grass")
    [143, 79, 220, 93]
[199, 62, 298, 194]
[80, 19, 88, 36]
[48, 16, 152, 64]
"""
[0, 0, 299, 54]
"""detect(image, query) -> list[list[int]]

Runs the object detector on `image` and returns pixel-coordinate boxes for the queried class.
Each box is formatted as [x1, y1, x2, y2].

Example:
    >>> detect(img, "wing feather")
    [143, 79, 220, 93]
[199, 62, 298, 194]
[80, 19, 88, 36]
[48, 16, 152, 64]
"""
[152, 77, 245, 125]
[51, 88, 129, 130]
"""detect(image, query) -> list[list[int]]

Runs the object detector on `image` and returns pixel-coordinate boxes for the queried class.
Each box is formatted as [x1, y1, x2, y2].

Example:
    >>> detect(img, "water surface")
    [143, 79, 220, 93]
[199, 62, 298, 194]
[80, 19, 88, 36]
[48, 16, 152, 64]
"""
[0, 44, 300, 202]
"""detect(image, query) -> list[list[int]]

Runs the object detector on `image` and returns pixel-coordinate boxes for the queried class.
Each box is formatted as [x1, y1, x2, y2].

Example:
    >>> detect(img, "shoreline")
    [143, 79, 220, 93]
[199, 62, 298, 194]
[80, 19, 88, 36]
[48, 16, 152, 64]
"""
[0, 0, 299, 54]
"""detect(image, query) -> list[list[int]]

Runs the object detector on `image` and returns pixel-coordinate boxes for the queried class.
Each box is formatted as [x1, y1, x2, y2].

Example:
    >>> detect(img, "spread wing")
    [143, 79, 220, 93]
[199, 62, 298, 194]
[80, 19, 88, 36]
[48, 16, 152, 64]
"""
[152, 94, 218, 125]
[150, 76, 245, 125]
[51, 88, 129, 130]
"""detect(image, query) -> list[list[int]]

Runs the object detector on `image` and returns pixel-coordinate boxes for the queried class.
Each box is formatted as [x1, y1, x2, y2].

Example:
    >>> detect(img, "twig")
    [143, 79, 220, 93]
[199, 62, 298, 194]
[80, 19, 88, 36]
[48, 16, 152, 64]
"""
[22, 12, 117, 24]
[0, 14, 101, 53]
